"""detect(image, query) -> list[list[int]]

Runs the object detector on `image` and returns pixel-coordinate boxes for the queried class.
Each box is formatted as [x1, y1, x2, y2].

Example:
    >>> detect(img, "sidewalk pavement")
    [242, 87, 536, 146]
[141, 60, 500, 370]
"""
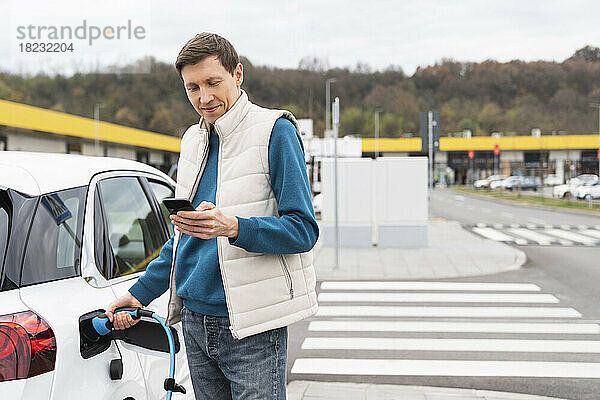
[287, 381, 565, 400]
[312, 219, 526, 281]
[286, 220, 554, 400]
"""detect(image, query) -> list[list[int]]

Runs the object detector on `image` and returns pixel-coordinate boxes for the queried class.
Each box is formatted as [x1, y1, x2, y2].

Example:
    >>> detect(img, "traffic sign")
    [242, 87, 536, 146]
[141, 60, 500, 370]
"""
[468, 150, 474, 159]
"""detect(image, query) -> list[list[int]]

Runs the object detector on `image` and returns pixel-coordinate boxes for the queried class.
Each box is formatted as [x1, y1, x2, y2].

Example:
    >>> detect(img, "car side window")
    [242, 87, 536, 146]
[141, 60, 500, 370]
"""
[96, 177, 165, 280]
[0, 197, 8, 274]
[21, 187, 86, 286]
[147, 180, 175, 236]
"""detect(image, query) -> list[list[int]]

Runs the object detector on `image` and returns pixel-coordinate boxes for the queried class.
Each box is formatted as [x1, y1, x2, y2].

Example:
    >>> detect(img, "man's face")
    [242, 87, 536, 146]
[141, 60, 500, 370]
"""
[181, 56, 243, 124]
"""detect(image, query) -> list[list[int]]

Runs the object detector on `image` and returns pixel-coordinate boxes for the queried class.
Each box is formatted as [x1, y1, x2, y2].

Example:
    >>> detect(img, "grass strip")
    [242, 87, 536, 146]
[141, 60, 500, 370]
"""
[448, 187, 600, 213]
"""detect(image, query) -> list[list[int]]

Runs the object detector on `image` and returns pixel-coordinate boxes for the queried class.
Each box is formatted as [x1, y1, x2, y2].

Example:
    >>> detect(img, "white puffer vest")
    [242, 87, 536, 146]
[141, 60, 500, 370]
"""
[166, 90, 318, 339]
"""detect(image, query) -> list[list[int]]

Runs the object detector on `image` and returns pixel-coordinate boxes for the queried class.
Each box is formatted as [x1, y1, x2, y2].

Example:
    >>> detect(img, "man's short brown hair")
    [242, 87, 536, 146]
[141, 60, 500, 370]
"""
[175, 33, 240, 76]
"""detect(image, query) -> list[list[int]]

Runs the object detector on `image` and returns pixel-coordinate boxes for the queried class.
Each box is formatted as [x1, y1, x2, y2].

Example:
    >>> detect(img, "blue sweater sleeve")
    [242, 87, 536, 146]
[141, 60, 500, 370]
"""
[128, 234, 174, 306]
[228, 117, 319, 254]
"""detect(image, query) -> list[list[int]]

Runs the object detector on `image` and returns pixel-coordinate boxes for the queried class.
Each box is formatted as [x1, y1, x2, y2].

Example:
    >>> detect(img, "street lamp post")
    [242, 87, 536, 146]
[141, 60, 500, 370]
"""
[94, 103, 104, 156]
[332, 97, 340, 269]
[325, 78, 337, 134]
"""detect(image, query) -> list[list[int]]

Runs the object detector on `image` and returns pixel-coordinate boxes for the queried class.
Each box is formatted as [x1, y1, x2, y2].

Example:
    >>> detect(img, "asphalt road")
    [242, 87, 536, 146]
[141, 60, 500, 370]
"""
[287, 188, 600, 400]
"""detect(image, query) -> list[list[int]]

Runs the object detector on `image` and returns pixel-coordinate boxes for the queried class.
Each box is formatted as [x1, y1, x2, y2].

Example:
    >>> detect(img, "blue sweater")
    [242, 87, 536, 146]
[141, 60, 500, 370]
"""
[129, 118, 319, 316]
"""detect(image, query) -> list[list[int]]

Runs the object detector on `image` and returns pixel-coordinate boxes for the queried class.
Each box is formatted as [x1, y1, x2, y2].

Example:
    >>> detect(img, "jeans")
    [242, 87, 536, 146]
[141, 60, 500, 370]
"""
[181, 307, 288, 400]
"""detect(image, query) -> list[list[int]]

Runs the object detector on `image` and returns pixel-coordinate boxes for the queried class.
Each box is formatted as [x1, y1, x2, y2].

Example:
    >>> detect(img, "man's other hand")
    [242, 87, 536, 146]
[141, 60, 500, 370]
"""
[106, 292, 144, 330]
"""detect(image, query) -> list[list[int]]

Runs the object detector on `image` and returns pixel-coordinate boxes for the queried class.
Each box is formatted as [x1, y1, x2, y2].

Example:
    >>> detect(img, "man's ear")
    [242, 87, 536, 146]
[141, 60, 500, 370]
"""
[235, 63, 244, 87]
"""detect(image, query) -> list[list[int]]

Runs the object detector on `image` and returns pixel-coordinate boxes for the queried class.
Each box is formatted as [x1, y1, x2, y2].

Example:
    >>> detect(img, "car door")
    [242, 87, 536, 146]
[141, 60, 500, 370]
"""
[16, 184, 147, 400]
[96, 173, 194, 399]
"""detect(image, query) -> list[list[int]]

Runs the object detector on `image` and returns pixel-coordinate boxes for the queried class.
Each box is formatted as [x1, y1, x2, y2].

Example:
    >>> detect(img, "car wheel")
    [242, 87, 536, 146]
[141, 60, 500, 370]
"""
[564, 192, 571, 199]
[585, 194, 592, 200]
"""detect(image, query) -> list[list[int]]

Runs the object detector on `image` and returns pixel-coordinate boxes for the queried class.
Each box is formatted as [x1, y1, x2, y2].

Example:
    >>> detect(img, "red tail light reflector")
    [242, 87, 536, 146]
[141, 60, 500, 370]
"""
[0, 311, 56, 382]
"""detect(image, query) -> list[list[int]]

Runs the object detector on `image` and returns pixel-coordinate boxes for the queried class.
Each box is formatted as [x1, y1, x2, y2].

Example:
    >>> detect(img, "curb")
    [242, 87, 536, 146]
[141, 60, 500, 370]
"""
[505, 245, 528, 271]
[287, 381, 567, 400]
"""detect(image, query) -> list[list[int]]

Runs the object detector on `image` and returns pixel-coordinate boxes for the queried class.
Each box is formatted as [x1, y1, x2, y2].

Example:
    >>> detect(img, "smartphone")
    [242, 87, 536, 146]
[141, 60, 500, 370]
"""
[162, 198, 195, 214]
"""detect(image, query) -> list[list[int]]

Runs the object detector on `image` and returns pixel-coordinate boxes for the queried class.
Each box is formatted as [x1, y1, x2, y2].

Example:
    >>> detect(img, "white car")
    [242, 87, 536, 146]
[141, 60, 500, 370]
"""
[590, 182, 600, 200]
[557, 174, 599, 199]
[544, 174, 562, 186]
[312, 193, 323, 219]
[474, 175, 506, 189]
[552, 183, 572, 198]
[0, 152, 194, 399]
[490, 179, 506, 190]
[577, 181, 600, 200]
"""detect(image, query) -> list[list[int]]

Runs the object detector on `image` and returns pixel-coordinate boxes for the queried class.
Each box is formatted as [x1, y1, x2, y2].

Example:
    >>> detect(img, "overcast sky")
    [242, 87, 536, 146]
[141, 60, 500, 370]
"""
[1, 0, 599, 76]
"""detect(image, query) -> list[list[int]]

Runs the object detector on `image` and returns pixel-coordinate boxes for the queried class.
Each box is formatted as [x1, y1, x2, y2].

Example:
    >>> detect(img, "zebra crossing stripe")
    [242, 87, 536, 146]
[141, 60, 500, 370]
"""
[307, 321, 600, 334]
[291, 358, 600, 378]
[476, 223, 488, 228]
[301, 337, 600, 353]
[581, 229, 600, 239]
[473, 227, 515, 241]
[315, 306, 581, 318]
[319, 281, 542, 291]
[508, 228, 554, 246]
[560, 224, 571, 230]
[473, 227, 527, 245]
[317, 292, 559, 303]
[545, 229, 598, 246]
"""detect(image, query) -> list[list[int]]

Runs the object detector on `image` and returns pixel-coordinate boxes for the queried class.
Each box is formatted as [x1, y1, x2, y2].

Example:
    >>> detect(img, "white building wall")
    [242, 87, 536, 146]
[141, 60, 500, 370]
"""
[7, 132, 65, 153]
[81, 142, 98, 156]
[105, 146, 136, 161]
[149, 151, 163, 165]
[500, 151, 524, 162]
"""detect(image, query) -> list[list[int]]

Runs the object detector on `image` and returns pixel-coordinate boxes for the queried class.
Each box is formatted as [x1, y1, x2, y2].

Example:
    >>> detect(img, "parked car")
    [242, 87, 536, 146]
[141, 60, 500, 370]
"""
[521, 176, 542, 191]
[570, 174, 598, 190]
[474, 175, 506, 189]
[312, 193, 323, 219]
[0, 152, 194, 399]
[557, 174, 599, 199]
[553, 183, 572, 198]
[576, 181, 600, 200]
[543, 174, 562, 186]
[490, 178, 506, 190]
[501, 176, 541, 191]
[590, 182, 600, 200]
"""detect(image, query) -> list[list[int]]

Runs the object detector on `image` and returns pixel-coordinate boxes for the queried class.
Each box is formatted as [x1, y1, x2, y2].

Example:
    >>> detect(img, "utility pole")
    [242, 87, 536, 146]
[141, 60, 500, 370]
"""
[325, 78, 337, 134]
[374, 109, 381, 158]
[332, 97, 340, 270]
[428, 111, 434, 217]
[94, 103, 104, 156]
[589, 103, 600, 177]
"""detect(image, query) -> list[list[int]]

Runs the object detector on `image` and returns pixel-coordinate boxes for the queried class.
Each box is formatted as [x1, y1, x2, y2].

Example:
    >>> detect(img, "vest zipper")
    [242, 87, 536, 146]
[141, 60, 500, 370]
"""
[167, 128, 210, 322]
[279, 255, 294, 300]
[213, 124, 240, 339]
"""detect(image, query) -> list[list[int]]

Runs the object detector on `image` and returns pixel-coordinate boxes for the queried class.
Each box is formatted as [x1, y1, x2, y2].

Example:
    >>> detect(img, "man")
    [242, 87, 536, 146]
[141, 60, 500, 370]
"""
[106, 32, 319, 400]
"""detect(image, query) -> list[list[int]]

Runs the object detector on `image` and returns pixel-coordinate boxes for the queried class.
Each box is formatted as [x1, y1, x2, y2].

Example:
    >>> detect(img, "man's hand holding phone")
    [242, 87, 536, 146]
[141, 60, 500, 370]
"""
[165, 199, 239, 240]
